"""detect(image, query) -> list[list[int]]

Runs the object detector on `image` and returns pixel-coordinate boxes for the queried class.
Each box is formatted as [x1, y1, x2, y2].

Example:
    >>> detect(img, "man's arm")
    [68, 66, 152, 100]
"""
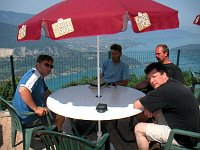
[133, 99, 144, 109]
[133, 99, 153, 118]
[114, 79, 128, 86]
[18, 86, 47, 116]
[134, 79, 149, 90]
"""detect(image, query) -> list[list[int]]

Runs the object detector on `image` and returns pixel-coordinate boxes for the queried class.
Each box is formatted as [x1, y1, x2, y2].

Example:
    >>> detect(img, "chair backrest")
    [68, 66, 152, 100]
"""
[35, 130, 109, 150]
[189, 70, 200, 85]
[0, 96, 24, 132]
[189, 70, 200, 102]
[162, 129, 200, 150]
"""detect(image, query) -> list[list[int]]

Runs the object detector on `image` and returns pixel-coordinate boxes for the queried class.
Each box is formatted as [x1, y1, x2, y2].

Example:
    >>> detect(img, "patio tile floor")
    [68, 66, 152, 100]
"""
[0, 111, 138, 150]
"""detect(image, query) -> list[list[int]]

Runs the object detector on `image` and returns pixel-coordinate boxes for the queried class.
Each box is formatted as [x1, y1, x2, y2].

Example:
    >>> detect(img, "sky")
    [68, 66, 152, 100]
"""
[0, 0, 200, 33]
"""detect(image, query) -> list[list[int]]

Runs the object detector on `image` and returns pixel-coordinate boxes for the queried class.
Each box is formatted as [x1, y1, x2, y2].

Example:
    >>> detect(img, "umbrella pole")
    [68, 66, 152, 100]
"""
[97, 120, 102, 142]
[97, 36, 101, 97]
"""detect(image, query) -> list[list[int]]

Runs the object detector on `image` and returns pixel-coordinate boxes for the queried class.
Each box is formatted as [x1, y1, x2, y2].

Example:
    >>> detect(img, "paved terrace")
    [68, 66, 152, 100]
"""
[1, 107, 199, 150]
[0, 111, 141, 150]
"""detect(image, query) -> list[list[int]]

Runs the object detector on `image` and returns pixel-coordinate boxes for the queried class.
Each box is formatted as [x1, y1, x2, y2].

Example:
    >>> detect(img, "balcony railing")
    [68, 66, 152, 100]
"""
[0, 49, 199, 92]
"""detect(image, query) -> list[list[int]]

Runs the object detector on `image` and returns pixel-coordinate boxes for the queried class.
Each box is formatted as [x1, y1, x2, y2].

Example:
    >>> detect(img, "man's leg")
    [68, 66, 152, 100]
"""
[134, 122, 150, 150]
[55, 114, 65, 131]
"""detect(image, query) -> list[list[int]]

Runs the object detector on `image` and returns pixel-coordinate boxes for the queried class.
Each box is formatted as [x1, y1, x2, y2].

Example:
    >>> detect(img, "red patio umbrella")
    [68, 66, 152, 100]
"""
[193, 14, 200, 26]
[17, 0, 179, 41]
[17, 0, 179, 141]
[17, 0, 179, 98]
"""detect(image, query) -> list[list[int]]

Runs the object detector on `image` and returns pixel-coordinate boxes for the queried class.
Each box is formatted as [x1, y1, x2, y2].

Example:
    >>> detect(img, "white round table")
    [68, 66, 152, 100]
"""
[47, 85, 145, 141]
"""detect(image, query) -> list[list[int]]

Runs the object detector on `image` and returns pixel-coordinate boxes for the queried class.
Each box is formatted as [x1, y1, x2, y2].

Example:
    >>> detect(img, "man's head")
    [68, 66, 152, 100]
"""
[144, 62, 169, 89]
[110, 44, 122, 63]
[155, 44, 170, 64]
[36, 54, 54, 77]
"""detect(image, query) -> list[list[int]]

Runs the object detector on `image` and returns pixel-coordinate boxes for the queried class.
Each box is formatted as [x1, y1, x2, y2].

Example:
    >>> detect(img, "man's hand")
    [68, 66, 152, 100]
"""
[143, 109, 153, 118]
[34, 106, 48, 116]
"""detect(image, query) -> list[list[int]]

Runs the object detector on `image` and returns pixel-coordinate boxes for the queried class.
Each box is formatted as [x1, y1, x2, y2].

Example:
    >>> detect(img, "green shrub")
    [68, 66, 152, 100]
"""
[183, 71, 192, 86]
[62, 76, 95, 88]
[62, 71, 193, 89]
[0, 71, 193, 111]
[0, 78, 19, 110]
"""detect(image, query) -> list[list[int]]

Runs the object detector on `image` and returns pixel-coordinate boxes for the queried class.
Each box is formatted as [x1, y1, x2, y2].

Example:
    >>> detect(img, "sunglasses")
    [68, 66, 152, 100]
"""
[44, 63, 54, 69]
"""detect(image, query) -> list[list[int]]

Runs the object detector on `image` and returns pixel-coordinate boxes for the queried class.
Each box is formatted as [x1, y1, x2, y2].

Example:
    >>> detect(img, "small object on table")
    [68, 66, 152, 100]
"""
[96, 103, 107, 113]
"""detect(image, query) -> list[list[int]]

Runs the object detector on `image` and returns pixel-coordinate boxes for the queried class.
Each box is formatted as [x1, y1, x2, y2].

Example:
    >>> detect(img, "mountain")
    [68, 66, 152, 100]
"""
[1, 10, 200, 52]
[171, 44, 200, 51]
[117, 28, 200, 51]
[0, 10, 200, 56]
[0, 22, 65, 49]
[0, 10, 33, 25]
[0, 10, 140, 75]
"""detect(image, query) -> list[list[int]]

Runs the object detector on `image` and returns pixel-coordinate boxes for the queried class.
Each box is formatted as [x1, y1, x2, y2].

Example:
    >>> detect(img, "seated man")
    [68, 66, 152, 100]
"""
[135, 44, 185, 93]
[133, 62, 199, 150]
[102, 44, 129, 86]
[12, 54, 65, 131]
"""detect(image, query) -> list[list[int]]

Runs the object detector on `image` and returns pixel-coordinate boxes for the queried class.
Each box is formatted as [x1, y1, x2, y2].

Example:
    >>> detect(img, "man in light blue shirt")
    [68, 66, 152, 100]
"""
[102, 44, 129, 86]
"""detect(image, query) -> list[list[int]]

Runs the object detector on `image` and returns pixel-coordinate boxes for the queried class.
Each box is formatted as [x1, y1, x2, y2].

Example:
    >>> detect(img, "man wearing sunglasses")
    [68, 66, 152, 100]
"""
[12, 54, 65, 132]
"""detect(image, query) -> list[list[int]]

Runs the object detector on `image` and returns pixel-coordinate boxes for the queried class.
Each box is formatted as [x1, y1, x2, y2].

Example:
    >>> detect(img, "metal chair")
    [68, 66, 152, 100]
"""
[35, 130, 109, 150]
[189, 70, 200, 102]
[70, 119, 97, 137]
[161, 129, 200, 150]
[0, 95, 56, 150]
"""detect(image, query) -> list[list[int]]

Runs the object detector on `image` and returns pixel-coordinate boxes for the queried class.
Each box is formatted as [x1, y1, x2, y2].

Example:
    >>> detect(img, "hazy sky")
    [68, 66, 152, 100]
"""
[0, 0, 200, 32]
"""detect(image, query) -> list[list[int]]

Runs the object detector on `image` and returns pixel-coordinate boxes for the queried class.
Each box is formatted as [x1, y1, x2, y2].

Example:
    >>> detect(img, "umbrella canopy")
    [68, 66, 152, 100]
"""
[17, 0, 179, 141]
[17, 0, 179, 98]
[193, 14, 200, 26]
[17, 0, 179, 41]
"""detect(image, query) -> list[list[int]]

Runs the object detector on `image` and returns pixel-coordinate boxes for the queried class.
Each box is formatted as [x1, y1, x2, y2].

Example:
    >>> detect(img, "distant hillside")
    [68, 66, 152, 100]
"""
[0, 22, 65, 49]
[171, 44, 200, 51]
[0, 10, 140, 76]
[1, 9, 200, 52]
[0, 10, 33, 25]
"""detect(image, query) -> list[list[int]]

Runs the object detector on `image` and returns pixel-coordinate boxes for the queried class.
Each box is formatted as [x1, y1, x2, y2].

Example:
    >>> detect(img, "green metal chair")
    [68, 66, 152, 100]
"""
[161, 129, 200, 150]
[0, 95, 56, 150]
[189, 70, 200, 102]
[70, 119, 97, 137]
[35, 130, 109, 150]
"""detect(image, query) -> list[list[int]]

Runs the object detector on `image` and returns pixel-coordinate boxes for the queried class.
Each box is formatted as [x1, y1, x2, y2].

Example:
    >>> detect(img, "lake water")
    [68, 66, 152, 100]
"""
[46, 49, 200, 91]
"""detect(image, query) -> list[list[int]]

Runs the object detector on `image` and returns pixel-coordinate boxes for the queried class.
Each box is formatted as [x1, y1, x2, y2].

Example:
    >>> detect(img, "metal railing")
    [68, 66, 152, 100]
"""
[0, 49, 200, 111]
[0, 49, 199, 92]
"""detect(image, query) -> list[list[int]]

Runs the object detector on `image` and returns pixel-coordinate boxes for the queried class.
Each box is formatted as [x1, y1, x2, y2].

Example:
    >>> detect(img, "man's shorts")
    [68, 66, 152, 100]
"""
[146, 111, 180, 145]
[24, 110, 56, 128]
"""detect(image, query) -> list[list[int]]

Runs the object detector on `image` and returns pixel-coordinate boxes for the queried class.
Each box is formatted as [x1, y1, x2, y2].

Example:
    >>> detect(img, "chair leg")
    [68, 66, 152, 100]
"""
[11, 127, 17, 147]
[24, 129, 33, 150]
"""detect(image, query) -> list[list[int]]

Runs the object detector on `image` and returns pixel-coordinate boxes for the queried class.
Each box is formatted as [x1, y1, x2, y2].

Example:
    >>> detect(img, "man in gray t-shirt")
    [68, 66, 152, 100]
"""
[102, 44, 129, 86]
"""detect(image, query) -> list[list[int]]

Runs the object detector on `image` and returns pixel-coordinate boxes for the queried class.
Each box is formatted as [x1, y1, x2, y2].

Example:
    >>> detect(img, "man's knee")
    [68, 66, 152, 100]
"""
[134, 122, 147, 135]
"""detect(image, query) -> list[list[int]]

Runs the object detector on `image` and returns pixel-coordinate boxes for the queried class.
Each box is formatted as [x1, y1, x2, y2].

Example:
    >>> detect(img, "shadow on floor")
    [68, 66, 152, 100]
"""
[0, 124, 3, 147]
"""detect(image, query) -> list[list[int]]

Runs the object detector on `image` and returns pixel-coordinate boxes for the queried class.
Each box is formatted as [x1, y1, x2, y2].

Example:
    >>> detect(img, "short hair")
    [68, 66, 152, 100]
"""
[36, 54, 53, 63]
[144, 62, 169, 77]
[110, 44, 122, 54]
[156, 44, 169, 56]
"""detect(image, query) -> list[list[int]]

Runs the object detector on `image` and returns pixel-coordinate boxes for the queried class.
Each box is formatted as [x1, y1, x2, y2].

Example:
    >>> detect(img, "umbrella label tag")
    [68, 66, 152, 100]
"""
[194, 15, 200, 24]
[134, 12, 151, 31]
[52, 18, 74, 38]
[18, 25, 26, 40]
